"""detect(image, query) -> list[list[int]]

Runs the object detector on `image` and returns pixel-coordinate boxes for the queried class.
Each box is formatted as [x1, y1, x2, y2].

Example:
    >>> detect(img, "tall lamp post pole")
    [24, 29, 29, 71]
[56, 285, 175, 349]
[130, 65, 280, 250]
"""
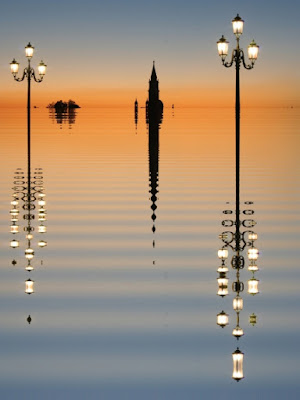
[217, 15, 259, 253]
[10, 43, 47, 201]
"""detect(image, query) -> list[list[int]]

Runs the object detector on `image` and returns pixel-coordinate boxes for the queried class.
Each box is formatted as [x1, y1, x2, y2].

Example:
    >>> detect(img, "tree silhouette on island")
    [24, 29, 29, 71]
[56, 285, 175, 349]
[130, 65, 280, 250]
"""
[47, 99, 80, 112]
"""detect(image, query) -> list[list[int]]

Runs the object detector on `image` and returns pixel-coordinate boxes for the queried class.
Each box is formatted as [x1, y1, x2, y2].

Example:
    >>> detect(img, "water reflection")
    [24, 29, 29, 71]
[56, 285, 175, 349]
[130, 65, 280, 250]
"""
[49, 107, 77, 129]
[148, 110, 163, 255]
[217, 201, 259, 381]
[10, 167, 47, 295]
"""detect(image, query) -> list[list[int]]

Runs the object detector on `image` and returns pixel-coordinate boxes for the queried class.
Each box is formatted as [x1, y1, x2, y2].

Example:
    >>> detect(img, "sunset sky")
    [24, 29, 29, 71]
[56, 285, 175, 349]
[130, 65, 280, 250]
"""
[0, 0, 299, 108]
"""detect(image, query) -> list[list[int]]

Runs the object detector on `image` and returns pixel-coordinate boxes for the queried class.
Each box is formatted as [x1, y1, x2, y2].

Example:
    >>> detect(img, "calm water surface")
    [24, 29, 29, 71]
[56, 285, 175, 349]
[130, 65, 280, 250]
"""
[0, 107, 299, 399]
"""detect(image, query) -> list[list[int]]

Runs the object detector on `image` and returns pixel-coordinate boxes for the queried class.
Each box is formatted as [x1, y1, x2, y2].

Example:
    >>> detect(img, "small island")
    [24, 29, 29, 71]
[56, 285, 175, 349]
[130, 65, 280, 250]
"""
[47, 99, 80, 112]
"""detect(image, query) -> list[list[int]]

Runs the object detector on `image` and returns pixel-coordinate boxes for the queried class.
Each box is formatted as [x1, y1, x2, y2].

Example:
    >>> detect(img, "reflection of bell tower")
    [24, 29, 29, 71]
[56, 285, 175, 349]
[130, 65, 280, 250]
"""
[146, 62, 163, 122]
[149, 119, 159, 240]
[148, 111, 163, 256]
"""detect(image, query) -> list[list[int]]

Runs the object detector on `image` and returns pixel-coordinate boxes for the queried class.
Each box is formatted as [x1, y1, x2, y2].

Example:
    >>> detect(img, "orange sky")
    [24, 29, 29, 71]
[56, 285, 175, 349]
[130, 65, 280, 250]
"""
[1, 81, 298, 109]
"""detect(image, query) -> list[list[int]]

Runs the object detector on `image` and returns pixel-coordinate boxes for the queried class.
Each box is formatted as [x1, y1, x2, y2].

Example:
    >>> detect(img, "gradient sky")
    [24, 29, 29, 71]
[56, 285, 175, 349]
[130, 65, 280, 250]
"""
[0, 0, 299, 108]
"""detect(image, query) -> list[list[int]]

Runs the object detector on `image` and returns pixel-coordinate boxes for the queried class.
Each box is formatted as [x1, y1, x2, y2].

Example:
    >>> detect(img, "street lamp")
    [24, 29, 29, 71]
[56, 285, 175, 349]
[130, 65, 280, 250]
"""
[10, 43, 47, 201]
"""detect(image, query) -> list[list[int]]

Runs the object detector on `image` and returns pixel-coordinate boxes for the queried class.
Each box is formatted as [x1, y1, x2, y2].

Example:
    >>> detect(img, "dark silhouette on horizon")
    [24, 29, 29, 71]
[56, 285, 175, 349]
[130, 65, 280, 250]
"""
[47, 99, 80, 112]
[134, 99, 138, 132]
[146, 62, 163, 124]
[48, 100, 78, 128]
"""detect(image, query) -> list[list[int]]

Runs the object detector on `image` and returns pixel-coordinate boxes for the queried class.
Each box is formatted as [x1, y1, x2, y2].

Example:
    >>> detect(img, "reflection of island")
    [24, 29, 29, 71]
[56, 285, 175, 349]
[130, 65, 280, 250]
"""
[146, 62, 163, 124]
[48, 99, 79, 128]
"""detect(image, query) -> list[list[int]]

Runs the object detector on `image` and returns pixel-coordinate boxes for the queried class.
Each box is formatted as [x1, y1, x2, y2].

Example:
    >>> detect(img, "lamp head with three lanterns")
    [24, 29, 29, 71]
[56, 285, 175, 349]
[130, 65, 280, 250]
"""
[10, 42, 47, 79]
[217, 14, 259, 65]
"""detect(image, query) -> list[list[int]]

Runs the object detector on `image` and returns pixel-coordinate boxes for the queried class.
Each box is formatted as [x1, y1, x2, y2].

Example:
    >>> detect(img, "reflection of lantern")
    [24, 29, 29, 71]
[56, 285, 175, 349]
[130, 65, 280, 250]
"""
[25, 264, 34, 272]
[250, 313, 257, 326]
[38, 240, 47, 248]
[248, 247, 259, 260]
[218, 249, 228, 260]
[10, 239, 19, 248]
[233, 296, 243, 311]
[10, 209, 19, 216]
[248, 232, 258, 241]
[232, 348, 244, 381]
[217, 265, 228, 273]
[26, 233, 33, 240]
[38, 200, 46, 206]
[10, 225, 19, 234]
[25, 279, 34, 294]
[217, 311, 229, 328]
[248, 262, 258, 272]
[25, 248, 34, 260]
[248, 278, 259, 295]
[232, 326, 244, 338]
[217, 277, 229, 297]
[38, 225, 47, 233]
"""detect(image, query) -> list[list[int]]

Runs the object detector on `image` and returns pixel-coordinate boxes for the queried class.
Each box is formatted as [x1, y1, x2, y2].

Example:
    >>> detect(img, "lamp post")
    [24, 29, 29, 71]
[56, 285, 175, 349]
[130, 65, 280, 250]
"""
[10, 43, 47, 207]
[217, 15, 259, 253]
